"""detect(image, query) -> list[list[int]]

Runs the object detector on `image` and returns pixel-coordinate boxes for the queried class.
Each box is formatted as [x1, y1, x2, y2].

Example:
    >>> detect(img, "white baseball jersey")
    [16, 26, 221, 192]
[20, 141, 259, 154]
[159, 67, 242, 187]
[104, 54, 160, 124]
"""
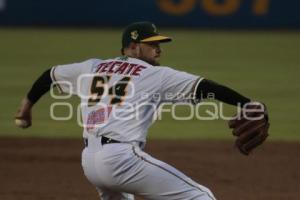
[50, 57, 201, 142]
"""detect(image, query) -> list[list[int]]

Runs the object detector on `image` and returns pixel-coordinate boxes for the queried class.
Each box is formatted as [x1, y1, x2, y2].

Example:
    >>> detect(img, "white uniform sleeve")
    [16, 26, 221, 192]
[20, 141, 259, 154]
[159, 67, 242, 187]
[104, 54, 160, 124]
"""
[50, 59, 98, 95]
[159, 67, 202, 103]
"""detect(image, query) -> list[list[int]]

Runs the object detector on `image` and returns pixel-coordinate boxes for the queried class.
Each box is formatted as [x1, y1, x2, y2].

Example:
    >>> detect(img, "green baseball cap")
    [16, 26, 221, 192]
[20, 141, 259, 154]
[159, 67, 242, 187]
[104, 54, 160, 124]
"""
[122, 21, 172, 48]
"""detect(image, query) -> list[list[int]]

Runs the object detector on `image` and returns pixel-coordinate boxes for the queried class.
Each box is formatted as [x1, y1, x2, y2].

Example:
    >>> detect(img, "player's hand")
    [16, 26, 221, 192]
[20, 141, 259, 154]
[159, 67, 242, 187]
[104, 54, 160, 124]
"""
[15, 97, 33, 128]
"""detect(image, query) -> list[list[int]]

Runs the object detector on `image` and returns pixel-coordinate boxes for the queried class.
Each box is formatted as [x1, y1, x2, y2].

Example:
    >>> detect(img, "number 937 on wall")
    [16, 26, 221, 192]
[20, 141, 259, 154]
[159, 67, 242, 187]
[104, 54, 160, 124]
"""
[157, 0, 271, 16]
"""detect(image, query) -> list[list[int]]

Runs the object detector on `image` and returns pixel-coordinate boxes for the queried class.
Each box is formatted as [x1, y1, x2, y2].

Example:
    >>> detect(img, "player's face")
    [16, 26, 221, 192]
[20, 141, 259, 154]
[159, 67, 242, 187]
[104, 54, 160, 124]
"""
[138, 42, 161, 66]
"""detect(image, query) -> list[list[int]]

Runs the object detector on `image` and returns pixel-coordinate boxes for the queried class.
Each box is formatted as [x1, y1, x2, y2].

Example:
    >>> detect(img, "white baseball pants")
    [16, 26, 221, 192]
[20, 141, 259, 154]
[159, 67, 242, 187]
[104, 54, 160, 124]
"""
[81, 137, 216, 200]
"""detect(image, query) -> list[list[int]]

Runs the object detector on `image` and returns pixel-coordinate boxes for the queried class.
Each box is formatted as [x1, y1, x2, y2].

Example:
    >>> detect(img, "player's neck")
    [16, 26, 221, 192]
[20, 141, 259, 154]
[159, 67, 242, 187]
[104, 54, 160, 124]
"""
[123, 49, 138, 58]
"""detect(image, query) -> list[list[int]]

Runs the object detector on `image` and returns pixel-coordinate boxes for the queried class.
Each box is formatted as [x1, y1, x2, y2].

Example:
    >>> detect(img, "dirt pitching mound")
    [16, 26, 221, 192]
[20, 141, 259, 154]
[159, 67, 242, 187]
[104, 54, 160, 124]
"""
[0, 138, 299, 200]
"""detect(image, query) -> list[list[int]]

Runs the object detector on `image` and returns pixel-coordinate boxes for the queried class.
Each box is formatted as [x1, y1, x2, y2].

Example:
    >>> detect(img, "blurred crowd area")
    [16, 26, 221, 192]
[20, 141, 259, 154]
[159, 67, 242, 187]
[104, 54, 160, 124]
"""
[0, 0, 299, 28]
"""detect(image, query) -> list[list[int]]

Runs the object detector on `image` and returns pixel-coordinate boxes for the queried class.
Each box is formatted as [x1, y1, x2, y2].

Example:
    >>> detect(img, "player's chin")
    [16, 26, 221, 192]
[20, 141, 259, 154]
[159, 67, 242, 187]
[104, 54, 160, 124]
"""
[144, 56, 160, 66]
[152, 56, 160, 66]
[146, 59, 160, 66]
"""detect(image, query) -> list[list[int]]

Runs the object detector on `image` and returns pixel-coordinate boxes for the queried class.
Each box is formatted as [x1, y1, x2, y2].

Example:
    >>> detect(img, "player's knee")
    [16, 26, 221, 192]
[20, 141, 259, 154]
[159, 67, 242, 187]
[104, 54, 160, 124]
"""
[195, 184, 216, 200]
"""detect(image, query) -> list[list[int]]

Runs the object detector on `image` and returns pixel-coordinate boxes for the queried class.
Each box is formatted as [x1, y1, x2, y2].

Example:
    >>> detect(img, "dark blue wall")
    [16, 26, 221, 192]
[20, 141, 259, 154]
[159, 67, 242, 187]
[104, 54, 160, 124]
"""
[0, 0, 299, 28]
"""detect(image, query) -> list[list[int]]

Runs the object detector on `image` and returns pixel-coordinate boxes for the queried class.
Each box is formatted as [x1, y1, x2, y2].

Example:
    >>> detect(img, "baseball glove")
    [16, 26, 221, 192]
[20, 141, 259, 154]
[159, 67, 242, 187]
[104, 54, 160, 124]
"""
[228, 102, 270, 155]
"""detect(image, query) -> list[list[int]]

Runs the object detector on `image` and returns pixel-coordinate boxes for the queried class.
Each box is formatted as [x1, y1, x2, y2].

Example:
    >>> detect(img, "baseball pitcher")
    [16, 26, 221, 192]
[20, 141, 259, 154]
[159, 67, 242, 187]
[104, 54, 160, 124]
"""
[15, 22, 269, 200]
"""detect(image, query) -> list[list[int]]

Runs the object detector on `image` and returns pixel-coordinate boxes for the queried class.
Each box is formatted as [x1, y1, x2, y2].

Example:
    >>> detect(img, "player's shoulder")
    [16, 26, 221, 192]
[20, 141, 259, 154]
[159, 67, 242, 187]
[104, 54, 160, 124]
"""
[125, 57, 153, 68]
[136, 65, 182, 82]
[86, 58, 104, 72]
[55, 58, 102, 68]
[152, 66, 199, 82]
[69, 58, 106, 73]
[83, 58, 104, 67]
[151, 65, 179, 75]
[62, 58, 102, 65]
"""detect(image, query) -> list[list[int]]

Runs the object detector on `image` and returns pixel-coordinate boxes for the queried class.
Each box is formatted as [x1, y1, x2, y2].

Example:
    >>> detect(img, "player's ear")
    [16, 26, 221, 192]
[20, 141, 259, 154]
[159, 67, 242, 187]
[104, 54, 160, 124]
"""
[129, 42, 138, 50]
[128, 42, 140, 57]
[135, 43, 141, 56]
[123, 42, 140, 58]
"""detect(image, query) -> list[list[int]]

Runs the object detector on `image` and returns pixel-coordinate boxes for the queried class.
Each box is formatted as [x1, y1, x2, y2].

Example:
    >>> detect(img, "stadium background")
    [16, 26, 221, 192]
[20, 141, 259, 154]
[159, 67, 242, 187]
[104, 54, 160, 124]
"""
[0, 0, 299, 199]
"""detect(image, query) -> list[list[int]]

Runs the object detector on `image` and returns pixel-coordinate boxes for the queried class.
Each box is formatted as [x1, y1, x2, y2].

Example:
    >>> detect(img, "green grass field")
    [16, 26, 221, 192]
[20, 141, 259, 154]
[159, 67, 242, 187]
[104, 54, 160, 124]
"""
[0, 28, 299, 140]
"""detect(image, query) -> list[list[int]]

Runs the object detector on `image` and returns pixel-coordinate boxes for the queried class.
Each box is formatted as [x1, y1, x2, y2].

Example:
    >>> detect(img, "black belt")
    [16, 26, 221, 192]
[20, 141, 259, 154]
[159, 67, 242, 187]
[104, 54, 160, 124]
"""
[84, 136, 120, 147]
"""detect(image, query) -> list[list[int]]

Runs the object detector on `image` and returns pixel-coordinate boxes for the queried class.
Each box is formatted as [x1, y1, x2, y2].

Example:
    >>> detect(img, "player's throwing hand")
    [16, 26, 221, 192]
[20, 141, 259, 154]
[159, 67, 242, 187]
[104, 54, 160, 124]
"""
[15, 97, 33, 128]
